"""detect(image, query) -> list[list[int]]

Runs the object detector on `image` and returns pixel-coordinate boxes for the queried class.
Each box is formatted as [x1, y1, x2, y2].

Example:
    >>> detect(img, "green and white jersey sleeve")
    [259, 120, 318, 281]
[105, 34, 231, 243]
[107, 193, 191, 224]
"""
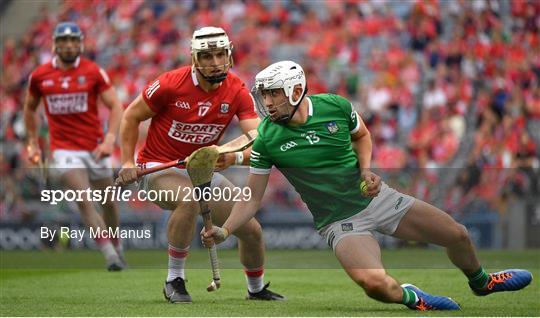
[250, 127, 273, 175]
[343, 97, 361, 134]
[249, 94, 373, 230]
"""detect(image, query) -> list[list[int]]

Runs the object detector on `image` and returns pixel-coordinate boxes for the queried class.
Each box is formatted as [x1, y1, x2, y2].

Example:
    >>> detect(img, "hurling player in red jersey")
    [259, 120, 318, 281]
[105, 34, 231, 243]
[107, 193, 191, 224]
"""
[23, 22, 126, 271]
[117, 27, 284, 303]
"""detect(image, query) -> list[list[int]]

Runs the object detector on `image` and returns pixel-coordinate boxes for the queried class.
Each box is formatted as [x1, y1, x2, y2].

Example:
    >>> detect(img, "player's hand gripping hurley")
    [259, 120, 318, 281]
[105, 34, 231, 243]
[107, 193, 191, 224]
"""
[137, 130, 257, 178]
[186, 146, 221, 292]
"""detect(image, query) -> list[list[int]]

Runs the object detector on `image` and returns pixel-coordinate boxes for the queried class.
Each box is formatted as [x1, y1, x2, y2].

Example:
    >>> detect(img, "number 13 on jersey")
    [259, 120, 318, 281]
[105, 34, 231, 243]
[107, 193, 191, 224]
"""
[304, 131, 320, 145]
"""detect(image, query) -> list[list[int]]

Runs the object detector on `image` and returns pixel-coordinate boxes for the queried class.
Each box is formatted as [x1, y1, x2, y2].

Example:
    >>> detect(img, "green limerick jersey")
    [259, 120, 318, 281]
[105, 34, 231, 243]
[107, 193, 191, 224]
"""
[250, 93, 373, 230]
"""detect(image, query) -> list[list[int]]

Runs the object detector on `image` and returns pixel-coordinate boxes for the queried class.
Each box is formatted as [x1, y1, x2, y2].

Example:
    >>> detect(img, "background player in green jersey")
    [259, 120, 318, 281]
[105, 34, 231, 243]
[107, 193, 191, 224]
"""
[202, 61, 532, 311]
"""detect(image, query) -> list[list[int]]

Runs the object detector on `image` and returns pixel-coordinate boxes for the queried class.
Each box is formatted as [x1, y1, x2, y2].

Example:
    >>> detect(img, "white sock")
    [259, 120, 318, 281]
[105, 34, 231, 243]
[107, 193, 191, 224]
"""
[114, 241, 124, 256]
[244, 267, 264, 293]
[167, 244, 189, 282]
[114, 243, 125, 264]
[99, 241, 119, 264]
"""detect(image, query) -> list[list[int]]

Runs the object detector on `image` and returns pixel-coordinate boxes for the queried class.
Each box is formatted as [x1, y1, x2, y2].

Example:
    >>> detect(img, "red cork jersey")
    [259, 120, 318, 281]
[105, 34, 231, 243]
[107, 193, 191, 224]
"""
[28, 57, 112, 151]
[137, 66, 258, 164]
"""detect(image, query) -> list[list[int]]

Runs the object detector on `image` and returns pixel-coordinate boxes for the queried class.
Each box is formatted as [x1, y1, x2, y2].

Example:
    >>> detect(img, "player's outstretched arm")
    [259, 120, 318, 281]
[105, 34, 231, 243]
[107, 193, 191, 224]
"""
[116, 94, 155, 186]
[94, 87, 124, 160]
[23, 92, 42, 164]
[202, 172, 269, 246]
[215, 118, 261, 170]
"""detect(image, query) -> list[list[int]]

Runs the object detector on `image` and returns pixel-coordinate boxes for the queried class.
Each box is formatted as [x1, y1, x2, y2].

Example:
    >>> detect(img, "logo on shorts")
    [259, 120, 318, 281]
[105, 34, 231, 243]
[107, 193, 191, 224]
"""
[341, 223, 353, 232]
[395, 197, 403, 210]
[326, 121, 339, 134]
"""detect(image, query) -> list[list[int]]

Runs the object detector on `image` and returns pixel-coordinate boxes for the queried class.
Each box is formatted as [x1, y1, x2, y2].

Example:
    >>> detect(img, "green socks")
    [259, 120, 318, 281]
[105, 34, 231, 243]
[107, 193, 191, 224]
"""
[401, 287, 418, 306]
[467, 267, 489, 289]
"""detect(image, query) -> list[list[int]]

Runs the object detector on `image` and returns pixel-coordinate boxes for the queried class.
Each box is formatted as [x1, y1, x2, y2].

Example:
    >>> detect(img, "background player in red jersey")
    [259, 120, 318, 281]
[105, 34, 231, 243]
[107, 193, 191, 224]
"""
[117, 26, 284, 303]
[23, 22, 125, 271]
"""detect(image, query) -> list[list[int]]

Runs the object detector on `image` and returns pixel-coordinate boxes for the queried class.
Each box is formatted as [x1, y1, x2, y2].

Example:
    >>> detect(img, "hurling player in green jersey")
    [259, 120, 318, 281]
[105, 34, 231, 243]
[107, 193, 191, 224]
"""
[202, 61, 532, 311]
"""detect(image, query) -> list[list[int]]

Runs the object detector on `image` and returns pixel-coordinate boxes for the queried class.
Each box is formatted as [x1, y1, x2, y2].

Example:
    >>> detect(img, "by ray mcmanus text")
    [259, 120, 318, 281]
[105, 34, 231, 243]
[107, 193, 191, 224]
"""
[41, 226, 152, 242]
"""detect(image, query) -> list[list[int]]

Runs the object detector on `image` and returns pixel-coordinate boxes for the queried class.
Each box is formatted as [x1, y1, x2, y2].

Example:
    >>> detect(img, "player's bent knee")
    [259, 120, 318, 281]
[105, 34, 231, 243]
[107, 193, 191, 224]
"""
[235, 219, 263, 242]
[174, 199, 200, 214]
[451, 223, 471, 245]
[171, 203, 200, 222]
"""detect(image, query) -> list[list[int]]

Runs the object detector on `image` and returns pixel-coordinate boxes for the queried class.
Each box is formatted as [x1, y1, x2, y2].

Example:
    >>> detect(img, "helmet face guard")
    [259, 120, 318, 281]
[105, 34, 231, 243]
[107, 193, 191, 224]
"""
[52, 22, 83, 64]
[192, 49, 232, 84]
[191, 27, 233, 84]
[252, 61, 307, 124]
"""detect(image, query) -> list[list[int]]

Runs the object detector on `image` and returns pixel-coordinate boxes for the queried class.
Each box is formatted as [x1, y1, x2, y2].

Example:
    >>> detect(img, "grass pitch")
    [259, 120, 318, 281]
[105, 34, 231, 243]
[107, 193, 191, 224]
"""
[1, 249, 538, 316]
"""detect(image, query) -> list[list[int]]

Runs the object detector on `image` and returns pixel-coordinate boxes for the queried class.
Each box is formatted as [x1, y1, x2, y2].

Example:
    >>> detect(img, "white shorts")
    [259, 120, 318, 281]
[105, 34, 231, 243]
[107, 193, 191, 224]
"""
[318, 182, 415, 250]
[137, 162, 227, 193]
[51, 149, 113, 181]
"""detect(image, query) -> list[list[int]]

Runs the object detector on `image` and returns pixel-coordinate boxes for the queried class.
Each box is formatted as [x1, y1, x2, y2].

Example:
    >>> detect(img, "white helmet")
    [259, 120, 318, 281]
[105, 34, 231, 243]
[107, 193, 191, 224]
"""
[191, 26, 233, 84]
[251, 61, 307, 124]
[191, 26, 231, 52]
[254, 60, 306, 107]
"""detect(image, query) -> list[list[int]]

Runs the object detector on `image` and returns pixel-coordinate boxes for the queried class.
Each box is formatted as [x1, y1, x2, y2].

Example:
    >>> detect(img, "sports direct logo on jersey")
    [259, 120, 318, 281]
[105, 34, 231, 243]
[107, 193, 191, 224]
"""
[167, 120, 225, 144]
[45, 93, 88, 114]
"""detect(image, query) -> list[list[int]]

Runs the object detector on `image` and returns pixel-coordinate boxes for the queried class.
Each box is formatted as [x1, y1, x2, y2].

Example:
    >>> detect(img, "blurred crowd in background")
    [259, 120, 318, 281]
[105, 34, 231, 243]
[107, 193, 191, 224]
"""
[1, 0, 539, 225]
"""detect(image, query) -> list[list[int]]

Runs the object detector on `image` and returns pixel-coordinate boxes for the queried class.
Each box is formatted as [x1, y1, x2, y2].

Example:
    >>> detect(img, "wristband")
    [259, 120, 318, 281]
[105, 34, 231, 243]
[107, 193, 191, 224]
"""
[222, 226, 230, 238]
[105, 132, 116, 142]
[234, 151, 244, 165]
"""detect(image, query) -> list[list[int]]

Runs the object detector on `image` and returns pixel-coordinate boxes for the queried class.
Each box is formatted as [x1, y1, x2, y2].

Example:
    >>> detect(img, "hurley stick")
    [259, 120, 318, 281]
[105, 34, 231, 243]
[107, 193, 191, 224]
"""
[186, 146, 221, 292]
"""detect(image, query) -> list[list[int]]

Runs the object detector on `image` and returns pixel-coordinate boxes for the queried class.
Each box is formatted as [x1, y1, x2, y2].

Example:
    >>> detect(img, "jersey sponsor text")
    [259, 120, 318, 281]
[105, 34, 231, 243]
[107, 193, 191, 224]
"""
[46, 93, 88, 114]
[167, 120, 225, 144]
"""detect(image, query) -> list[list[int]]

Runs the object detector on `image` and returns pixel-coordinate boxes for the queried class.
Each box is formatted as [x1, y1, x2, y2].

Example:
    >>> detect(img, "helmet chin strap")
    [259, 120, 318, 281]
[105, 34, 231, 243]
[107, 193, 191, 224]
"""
[272, 100, 301, 125]
[275, 89, 307, 125]
[195, 63, 231, 84]
[276, 105, 300, 125]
